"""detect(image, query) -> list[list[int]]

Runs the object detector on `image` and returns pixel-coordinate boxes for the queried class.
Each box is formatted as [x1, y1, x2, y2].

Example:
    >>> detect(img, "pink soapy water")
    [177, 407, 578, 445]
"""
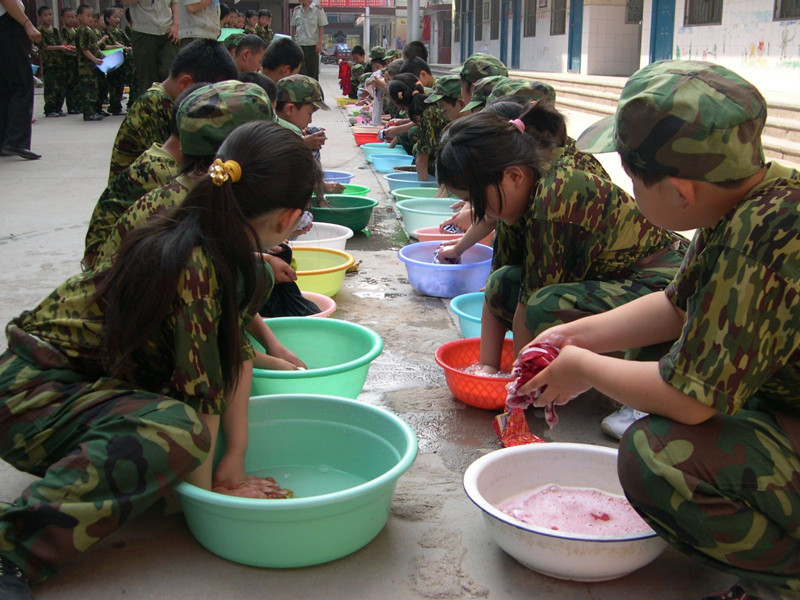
[496, 484, 651, 536]
[459, 363, 513, 378]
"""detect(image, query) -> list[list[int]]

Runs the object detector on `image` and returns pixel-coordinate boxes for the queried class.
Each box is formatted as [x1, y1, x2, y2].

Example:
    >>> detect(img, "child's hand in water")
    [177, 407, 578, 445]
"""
[213, 476, 293, 499]
[270, 346, 307, 370]
[262, 254, 297, 284]
[323, 181, 345, 194]
[435, 240, 462, 263]
[211, 451, 246, 493]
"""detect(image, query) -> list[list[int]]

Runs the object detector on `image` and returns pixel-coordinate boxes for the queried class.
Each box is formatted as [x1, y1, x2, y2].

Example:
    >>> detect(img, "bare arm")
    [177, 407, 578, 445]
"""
[316, 25, 323, 53]
[1, 0, 41, 42]
[82, 48, 103, 64]
[415, 153, 429, 181]
[168, 1, 179, 42]
[210, 359, 252, 489]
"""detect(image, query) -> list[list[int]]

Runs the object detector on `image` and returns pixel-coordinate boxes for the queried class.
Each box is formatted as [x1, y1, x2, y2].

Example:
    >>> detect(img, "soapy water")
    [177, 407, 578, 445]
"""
[496, 484, 651, 535]
[459, 363, 513, 379]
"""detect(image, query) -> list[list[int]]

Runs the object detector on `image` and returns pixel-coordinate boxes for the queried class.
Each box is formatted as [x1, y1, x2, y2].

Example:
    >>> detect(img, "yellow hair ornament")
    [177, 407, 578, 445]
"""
[208, 158, 242, 186]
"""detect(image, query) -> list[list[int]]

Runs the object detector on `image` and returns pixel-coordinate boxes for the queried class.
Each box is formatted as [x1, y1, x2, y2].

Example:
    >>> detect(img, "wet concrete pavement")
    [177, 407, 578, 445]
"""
[0, 66, 736, 599]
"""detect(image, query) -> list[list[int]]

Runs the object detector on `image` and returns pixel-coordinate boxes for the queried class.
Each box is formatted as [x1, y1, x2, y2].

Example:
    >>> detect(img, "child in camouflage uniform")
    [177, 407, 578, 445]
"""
[275, 74, 329, 154]
[0, 121, 320, 599]
[456, 52, 508, 103]
[348, 45, 366, 99]
[75, 4, 106, 121]
[107, 38, 238, 182]
[59, 8, 81, 115]
[436, 102, 686, 374]
[257, 9, 273, 44]
[102, 7, 132, 115]
[36, 6, 69, 117]
[512, 60, 800, 600]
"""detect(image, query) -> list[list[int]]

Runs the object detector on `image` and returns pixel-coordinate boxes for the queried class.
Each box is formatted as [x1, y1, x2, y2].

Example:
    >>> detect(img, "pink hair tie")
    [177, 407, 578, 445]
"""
[509, 119, 525, 133]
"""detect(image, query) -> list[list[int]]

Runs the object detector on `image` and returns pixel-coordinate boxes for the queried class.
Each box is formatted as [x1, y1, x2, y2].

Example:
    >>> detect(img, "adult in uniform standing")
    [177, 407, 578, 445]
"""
[123, 0, 179, 104]
[290, 0, 327, 81]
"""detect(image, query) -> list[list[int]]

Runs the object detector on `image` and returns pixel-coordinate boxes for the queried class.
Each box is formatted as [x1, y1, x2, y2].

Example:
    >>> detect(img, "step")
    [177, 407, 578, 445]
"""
[762, 134, 800, 165]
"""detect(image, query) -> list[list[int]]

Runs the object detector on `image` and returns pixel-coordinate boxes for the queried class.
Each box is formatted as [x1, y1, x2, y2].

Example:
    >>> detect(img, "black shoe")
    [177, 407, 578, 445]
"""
[45, 112, 61, 118]
[83, 113, 104, 121]
[0, 556, 32, 600]
[57, 110, 66, 116]
[1, 146, 41, 160]
[97, 110, 111, 117]
[67, 109, 81, 115]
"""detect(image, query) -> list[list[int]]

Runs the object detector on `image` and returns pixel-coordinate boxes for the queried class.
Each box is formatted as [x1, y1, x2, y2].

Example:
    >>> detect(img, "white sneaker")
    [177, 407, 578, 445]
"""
[600, 406, 648, 440]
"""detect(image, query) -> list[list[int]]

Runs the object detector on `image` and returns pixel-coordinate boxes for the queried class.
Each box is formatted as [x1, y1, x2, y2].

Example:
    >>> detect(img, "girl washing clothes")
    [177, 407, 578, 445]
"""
[435, 105, 687, 378]
[0, 121, 320, 595]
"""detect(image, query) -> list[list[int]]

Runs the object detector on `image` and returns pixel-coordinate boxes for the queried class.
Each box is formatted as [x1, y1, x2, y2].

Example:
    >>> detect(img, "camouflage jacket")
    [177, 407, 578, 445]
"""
[502, 162, 678, 303]
[105, 25, 130, 47]
[95, 173, 195, 265]
[660, 162, 800, 416]
[12, 246, 271, 415]
[36, 26, 63, 69]
[494, 141, 610, 269]
[108, 82, 174, 182]
[84, 143, 180, 268]
[413, 103, 449, 157]
[257, 25, 273, 43]
[76, 25, 102, 72]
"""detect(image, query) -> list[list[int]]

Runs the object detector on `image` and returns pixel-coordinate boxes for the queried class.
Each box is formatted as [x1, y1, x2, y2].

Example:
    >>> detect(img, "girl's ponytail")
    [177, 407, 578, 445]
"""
[389, 73, 430, 121]
[518, 99, 567, 148]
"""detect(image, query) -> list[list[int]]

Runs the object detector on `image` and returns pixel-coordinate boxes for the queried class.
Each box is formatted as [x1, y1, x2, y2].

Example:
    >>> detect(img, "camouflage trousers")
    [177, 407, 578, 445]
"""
[485, 262, 679, 344]
[63, 57, 80, 113]
[77, 66, 98, 117]
[41, 62, 65, 115]
[106, 59, 131, 114]
[0, 329, 210, 581]
[96, 69, 108, 112]
[618, 401, 800, 598]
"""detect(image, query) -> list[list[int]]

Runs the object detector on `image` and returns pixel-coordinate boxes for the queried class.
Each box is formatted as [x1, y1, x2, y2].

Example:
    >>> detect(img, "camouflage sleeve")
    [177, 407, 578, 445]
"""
[660, 241, 800, 415]
[415, 107, 438, 156]
[108, 91, 173, 182]
[170, 247, 227, 415]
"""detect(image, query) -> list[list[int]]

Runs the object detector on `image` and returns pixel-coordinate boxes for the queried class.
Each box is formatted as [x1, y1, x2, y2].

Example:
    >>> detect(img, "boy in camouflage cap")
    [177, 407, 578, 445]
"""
[520, 60, 800, 600]
[456, 52, 508, 102]
[460, 75, 509, 112]
[485, 79, 556, 107]
[95, 80, 275, 266]
[275, 74, 330, 162]
[424, 74, 468, 123]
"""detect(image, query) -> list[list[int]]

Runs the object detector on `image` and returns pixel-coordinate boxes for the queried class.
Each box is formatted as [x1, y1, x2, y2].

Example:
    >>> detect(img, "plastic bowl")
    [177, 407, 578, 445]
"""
[391, 187, 451, 202]
[463, 443, 668, 581]
[449, 292, 511, 339]
[292, 247, 355, 297]
[362, 143, 409, 163]
[250, 317, 383, 398]
[323, 170, 355, 184]
[412, 226, 494, 247]
[395, 198, 456, 237]
[434, 337, 515, 409]
[383, 172, 439, 191]
[397, 241, 493, 298]
[310, 195, 379, 232]
[337, 96, 359, 107]
[176, 394, 417, 568]
[300, 291, 337, 317]
[353, 131, 381, 146]
[341, 183, 371, 196]
[372, 154, 415, 173]
[289, 222, 354, 252]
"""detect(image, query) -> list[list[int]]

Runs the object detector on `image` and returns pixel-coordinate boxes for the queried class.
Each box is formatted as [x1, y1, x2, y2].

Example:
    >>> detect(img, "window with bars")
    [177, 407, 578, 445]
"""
[475, 0, 484, 40]
[524, 0, 536, 36]
[551, 0, 566, 34]
[684, 0, 723, 24]
[454, 0, 461, 42]
[490, 0, 500, 39]
[775, 0, 800, 19]
[626, 0, 643, 23]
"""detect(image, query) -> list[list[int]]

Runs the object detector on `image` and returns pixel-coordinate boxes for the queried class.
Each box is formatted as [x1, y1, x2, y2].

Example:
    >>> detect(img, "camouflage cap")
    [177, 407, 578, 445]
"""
[177, 81, 274, 156]
[459, 53, 508, 85]
[276, 74, 330, 110]
[369, 46, 386, 62]
[386, 49, 402, 60]
[425, 75, 463, 103]
[575, 60, 766, 182]
[460, 75, 510, 111]
[486, 78, 556, 106]
[223, 32, 244, 50]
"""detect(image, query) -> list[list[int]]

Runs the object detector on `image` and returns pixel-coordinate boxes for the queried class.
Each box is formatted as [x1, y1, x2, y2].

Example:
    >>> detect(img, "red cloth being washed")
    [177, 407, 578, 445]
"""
[339, 62, 351, 95]
[493, 343, 560, 448]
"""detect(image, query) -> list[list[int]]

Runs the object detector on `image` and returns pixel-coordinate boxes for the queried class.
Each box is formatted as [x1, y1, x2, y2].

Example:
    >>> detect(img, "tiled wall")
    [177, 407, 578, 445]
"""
[583, 3, 642, 75]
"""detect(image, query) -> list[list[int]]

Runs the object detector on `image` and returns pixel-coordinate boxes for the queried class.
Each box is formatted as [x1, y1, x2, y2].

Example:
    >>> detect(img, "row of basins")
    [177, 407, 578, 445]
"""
[175, 125, 666, 583]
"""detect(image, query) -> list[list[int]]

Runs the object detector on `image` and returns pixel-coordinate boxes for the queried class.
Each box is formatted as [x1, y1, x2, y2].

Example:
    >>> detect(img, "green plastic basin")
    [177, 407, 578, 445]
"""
[250, 317, 383, 398]
[391, 187, 451, 202]
[341, 183, 371, 196]
[176, 394, 417, 568]
[310, 195, 379, 232]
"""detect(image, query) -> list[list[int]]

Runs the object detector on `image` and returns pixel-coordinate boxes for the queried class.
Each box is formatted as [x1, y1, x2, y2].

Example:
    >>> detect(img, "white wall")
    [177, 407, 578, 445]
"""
[673, 0, 800, 91]
[518, 12, 570, 71]
[583, 1, 641, 75]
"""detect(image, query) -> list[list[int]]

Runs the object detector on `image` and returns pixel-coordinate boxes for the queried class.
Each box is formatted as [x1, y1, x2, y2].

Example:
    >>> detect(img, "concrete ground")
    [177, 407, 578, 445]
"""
[0, 66, 736, 599]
